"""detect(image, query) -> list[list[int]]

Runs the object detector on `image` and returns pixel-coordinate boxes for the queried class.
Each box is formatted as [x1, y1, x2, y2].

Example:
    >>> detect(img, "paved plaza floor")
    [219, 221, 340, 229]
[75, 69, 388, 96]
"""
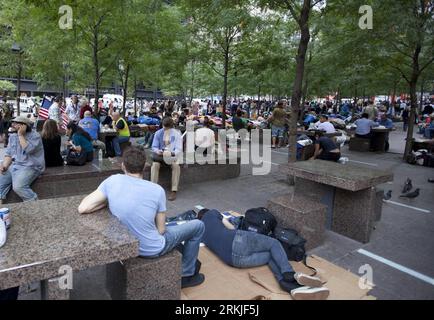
[4, 124, 434, 300]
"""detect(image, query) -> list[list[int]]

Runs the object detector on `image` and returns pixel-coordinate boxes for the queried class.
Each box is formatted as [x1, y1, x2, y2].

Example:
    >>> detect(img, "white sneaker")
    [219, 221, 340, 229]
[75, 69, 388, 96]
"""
[294, 273, 324, 288]
[291, 286, 330, 300]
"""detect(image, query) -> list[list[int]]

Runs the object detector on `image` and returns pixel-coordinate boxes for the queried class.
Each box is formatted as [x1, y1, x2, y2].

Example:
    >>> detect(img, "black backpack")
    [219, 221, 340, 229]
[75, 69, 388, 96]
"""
[273, 226, 306, 262]
[240, 207, 277, 236]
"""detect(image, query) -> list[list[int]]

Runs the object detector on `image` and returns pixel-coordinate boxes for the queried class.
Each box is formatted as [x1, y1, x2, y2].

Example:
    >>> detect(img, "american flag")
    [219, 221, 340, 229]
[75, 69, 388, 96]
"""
[60, 105, 69, 129]
[38, 97, 69, 129]
[38, 97, 52, 120]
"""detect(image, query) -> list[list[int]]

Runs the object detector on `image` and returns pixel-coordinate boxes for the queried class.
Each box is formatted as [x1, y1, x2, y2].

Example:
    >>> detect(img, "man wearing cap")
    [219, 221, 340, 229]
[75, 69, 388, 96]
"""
[0, 116, 45, 203]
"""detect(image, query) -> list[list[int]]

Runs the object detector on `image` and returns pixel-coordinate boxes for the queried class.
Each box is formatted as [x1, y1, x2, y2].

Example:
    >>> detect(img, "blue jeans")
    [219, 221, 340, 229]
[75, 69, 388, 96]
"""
[157, 220, 205, 277]
[0, 166, 41, 201]
[231, 230, 293, 282]
[112, 136, 130, 156]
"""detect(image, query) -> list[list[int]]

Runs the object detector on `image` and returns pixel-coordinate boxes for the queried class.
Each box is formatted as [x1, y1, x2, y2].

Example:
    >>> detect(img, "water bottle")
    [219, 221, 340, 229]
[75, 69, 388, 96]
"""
[0, 215, 6, 248]
[339, 157, 349, 164]
[0, 208, 11, 230]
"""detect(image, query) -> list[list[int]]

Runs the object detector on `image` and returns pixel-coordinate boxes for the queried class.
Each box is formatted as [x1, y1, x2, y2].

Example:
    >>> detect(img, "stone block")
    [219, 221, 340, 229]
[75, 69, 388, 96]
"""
[294, 177, 335, 230]
[106, 250, 182, 300]
[332, 187, 376, 243]
[267, 194, 327, 251]
[41, 277, 70, 300]
[374, 188, 384, 222]
[349, 137, 370, 152]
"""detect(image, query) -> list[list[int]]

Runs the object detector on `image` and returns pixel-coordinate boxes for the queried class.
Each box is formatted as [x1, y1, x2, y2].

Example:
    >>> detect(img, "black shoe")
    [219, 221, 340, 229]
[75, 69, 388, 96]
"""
[195, 260, 202, 275]
[428, 179, 434, 183]
[181, 273, 205, 289]
[279, 280, 302, 293]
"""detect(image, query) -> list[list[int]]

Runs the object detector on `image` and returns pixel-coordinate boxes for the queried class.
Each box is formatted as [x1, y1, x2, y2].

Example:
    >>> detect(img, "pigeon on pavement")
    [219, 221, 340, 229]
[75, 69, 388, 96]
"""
[402, 178, 413, 194]
[383, 190, 392, 200]
[399, 188, 420, 199]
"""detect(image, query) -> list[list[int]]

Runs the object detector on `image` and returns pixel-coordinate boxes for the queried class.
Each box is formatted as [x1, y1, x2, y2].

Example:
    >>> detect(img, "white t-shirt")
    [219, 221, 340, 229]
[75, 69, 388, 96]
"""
[195, 127, 215, 149]
[48, 103, 60, 124]
[317, 121, 336, 134]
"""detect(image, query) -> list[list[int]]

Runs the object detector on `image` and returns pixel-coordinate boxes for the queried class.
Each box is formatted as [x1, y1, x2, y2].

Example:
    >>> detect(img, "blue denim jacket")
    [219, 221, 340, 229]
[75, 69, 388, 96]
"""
[5, 131, 45, 173]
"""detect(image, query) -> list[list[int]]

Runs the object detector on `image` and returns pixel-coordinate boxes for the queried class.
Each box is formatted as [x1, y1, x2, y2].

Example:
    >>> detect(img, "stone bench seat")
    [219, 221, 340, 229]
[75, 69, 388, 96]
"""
[267, 194, 327, 251]
[5, 158, 123, 204]
[349, 136, 371, 152]
[106, 250, 182, 300]
[141, 149, 241, 190]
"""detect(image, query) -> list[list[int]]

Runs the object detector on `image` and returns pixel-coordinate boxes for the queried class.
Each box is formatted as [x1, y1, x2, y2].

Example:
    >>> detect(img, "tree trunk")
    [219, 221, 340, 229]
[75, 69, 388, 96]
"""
[134, 77, 137, 116]
[189, 60, 195, 108]
[93, 28, 100, 115]
[288, 0, 311, 163]
[222, 46, 229, 129]
[419, 79, 424, 112]
[121, 64, 130, 118]
[392, 78, 397, 104]
[16, 54, 22, 116]
[404, 42, 422, 160]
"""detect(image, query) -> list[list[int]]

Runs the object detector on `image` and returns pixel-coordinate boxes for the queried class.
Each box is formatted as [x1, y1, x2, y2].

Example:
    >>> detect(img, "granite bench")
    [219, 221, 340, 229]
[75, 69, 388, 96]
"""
[5, 158, 123, 204]
[106, 250, 182, 300]
[284, 160, 393, 243]
[267, 194, 327, 251]
[0, 197, 139, 300]
[349, 137, 370, 152]
[142, 150, 241, 190]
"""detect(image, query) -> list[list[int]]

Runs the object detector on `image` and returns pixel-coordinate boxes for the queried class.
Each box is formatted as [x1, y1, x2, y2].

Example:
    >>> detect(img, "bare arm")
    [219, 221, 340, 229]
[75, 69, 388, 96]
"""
[311, 143, 322, 160]
[0, 156, 12, 173]
[155, 212, 166, 235]
[222, 218, 235, 230]
[78, 190, 108, 214]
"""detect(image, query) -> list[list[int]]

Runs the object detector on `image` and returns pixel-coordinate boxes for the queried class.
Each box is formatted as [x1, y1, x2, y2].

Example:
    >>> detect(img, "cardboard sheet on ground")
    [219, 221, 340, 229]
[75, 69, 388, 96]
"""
[182, 247, 376, 300]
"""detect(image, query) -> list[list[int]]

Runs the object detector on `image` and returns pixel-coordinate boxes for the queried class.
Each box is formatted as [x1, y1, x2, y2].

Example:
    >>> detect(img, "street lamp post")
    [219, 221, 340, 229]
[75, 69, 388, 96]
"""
[12, 44, 23, 117]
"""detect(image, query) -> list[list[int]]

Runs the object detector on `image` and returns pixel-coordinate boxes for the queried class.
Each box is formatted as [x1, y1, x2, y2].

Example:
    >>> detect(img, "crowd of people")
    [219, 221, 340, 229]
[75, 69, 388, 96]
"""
[2, 92, 434, 301]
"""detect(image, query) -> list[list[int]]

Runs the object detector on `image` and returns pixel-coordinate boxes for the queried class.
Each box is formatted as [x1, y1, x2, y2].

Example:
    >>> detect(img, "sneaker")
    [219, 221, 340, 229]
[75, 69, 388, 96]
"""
[428, 178, 434, 183]
[279, 280, 302, 293]
[291, 286, 330, 300]
[294, 273, 324, 288]
[181, 273, 205, 289]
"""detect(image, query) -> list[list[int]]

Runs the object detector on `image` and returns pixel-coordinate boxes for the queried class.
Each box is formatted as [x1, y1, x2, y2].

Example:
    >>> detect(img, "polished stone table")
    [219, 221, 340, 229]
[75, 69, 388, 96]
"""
[6, 158, 123, 204]
[285, 160, 393, 243]
[346, 127, 393, 153]
[0, 196, 139, 297]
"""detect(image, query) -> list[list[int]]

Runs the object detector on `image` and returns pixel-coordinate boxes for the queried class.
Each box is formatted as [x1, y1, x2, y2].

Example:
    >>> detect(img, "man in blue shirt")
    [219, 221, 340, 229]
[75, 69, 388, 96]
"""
[355, 113, 379, 139]
[78, 147, 205, 289]
[151, 117, 183, 201]
[0, 116, 45, 203]
[79, 111, 106, 153]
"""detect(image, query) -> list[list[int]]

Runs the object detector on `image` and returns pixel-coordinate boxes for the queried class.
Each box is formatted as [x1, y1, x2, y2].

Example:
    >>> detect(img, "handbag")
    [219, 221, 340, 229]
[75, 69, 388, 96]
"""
[66, 149, 87, 166]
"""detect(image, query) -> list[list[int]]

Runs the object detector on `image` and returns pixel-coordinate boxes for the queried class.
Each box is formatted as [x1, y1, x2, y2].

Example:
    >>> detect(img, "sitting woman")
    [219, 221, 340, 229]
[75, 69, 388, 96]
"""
[66, 122, 94, 163]
[200, 209, 330, 300]
[41, 119, 64, 167]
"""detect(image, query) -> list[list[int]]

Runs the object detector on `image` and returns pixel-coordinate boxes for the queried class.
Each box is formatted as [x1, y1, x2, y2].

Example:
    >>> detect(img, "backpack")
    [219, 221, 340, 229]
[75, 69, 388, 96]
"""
[273, 226, 306, 262]
[240, 207, 277, 236]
